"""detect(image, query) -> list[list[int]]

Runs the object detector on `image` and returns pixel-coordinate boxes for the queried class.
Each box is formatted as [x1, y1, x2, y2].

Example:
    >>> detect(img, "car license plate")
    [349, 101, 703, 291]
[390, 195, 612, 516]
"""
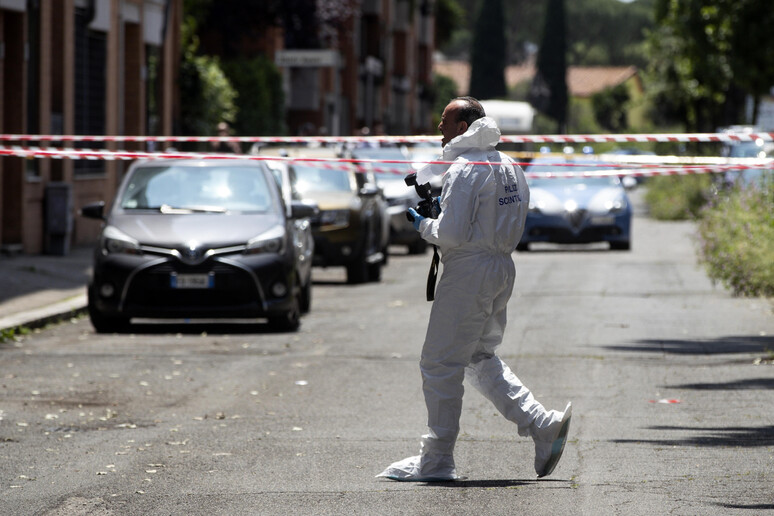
[171, 273, 214, 289]
[591, 216, 615, 225]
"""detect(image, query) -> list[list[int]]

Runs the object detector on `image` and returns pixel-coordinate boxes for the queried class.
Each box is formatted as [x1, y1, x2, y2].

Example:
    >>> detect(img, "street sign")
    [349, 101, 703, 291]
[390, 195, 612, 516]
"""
[275, 50, 342, 68]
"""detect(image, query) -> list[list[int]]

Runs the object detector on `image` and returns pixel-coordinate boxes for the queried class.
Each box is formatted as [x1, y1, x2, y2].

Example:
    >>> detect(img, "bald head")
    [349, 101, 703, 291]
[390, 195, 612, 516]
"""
[438, 97, 486, 146]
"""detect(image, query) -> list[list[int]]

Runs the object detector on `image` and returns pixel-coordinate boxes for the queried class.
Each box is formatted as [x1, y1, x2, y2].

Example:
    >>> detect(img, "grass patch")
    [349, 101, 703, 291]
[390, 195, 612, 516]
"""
[0, 326, 30, 344]
[644, 174, 715, 220]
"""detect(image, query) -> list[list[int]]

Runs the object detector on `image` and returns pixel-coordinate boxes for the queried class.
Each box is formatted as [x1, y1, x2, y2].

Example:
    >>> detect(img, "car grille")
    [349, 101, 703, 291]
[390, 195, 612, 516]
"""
[566, 209, 588, 230]
[124, 261, 261, 311]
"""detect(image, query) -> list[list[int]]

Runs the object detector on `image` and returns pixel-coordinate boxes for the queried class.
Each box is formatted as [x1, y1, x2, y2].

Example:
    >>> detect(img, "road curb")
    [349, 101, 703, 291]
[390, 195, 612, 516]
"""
[0, 294, 88, 334]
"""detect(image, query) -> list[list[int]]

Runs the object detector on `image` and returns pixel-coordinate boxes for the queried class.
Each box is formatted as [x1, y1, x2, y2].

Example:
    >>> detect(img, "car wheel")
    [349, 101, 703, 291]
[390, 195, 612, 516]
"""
[346, 258, 369, 284]
[407, 238, 428, 255]
[347, 224, 377, 284]
[299, 279, 312, 314]
[268, 295, 301, 332]
[88, 291, 130, 333]
[367, 260, 382, 282]
[610, 241, 631, 251]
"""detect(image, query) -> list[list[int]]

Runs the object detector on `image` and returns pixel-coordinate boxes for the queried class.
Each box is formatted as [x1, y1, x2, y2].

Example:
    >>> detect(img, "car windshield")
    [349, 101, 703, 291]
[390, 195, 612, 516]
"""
[728, 141, 774, 158]
[292, 164, 352, 194]
[119, 165, 274, 213]
[526, 160, 622, 188]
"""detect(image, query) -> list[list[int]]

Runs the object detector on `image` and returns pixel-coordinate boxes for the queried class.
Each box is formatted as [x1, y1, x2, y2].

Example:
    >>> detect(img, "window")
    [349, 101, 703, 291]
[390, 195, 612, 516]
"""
[74, 7, 106, 175]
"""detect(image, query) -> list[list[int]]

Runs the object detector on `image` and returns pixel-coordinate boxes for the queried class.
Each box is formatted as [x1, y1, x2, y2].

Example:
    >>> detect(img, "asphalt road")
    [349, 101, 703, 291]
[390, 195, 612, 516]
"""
[2, 192, 773, 515]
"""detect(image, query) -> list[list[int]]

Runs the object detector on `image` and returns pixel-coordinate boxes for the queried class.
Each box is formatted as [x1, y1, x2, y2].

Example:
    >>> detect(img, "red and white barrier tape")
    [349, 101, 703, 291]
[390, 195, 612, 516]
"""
[1, 131, 773, 145]
[2, 146, 771, 179]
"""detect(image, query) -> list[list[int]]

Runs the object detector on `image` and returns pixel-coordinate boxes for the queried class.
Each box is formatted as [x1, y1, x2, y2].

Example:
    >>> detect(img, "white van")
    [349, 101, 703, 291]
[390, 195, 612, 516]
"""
[479, 99, 535, 134]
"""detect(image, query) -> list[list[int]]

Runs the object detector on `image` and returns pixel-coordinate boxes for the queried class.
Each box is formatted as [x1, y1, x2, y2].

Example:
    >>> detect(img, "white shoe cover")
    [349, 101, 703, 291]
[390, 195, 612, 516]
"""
[534, 402, 572, 478]
[376, 454, 460, 482]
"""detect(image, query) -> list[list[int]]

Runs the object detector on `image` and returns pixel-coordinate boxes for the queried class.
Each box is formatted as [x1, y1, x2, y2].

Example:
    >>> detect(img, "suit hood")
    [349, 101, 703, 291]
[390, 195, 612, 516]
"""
[416, 116, 501, 184]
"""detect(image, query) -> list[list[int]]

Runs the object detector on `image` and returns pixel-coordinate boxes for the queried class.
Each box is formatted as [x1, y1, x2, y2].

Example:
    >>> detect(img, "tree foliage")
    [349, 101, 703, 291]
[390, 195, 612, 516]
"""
[443, 0, 653, 67]
[531, 0, 568, 132]
[178, 16, 237, 136]
[646, 0, 774, 132]
[434, 0, 465, 49]
[182, 0, 289, 136]
[468, 0, 507, 100]
[221, 57, 285, 137]
[431, 74, 460, 127]
[592, 84, 630, 132]
[565, 0, 654, 68]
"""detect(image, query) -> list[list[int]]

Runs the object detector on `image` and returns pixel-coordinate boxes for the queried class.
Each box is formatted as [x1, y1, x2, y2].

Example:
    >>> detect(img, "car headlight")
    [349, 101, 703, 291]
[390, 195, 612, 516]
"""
[245, 225, 286, 255]
[529, 199, 546, 214]
[604, 197, 627, 213]
[319, 209, 350, 227]
[102, 226, 142, 255]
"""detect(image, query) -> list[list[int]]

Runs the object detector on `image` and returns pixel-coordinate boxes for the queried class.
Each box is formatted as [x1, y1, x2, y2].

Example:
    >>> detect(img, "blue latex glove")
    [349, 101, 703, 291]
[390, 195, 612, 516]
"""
[407, 208, 425, 230]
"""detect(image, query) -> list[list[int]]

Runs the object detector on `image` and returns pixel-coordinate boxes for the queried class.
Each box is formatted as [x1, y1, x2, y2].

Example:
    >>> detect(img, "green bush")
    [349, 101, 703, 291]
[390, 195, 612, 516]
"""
[697, 179, 774, 297]
[431, 74, 460, 128]
[221, 56, 285, 137]
[179, 16, 237, 138]
[644, 174, 714, 220]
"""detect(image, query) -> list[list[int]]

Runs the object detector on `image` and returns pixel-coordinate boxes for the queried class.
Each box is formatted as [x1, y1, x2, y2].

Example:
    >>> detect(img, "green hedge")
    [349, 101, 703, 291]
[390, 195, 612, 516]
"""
[644, 174, 714, 220]
[696, 179, 774, 297]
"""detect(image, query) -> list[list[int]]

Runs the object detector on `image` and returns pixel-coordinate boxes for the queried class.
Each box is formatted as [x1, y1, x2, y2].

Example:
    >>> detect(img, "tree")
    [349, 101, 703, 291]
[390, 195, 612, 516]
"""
[435, 0, 465, 49]
[178, 16, 238, 137]
[431, 74, 460, 127]
[444, 0, 653, 67]
[565, 0, 655, 68]
[727, 1, 774, 125]
[592, 84, 630, 132]
[468, 0, 507, 100]
[183, 0, 289, 136]
[531, 0, 568, 132]
[646, 0, 774, 132]
[222, 57, 285, 137]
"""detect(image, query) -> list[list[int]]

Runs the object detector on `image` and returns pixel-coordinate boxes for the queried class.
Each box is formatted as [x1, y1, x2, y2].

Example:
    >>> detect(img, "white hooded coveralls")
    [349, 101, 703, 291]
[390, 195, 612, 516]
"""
[378, 117, 555, 481]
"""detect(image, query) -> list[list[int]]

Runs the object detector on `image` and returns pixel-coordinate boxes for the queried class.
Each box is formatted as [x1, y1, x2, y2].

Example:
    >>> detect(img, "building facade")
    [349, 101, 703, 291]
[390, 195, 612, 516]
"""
[277, 0, 435, 137]
[0, 0, 435, 256]
[0, 0, 181, 254]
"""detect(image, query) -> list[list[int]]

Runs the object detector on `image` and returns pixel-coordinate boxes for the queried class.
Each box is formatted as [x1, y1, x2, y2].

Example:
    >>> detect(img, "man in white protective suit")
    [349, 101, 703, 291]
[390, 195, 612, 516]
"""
[377, 97, 572, 482]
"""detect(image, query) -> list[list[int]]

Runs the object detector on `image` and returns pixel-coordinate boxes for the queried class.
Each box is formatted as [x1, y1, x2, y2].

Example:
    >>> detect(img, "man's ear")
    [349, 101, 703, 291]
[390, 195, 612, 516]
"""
[458, 121, 468, 136]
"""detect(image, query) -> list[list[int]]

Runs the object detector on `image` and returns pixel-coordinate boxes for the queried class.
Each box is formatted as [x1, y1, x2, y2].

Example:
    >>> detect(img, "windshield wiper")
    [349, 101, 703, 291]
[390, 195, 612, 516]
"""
[158, 204, 227, 214]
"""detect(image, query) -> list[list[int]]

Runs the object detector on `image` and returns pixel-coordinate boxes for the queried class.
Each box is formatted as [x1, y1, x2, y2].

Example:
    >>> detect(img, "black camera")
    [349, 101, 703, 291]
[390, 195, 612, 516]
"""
[405, 172, 440, 221]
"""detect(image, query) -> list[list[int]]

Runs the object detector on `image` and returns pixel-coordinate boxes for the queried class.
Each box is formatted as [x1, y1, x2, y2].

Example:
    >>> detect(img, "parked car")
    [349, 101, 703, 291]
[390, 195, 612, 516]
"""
[260, 147, 390, 284]
[262, 159, 317, 312]
[722, 138, 774, 188]
[605, 148, 656, 185]
[80, 159, 317, 333]
[351, 146, 428, 254]
[518, 157, 632, 251]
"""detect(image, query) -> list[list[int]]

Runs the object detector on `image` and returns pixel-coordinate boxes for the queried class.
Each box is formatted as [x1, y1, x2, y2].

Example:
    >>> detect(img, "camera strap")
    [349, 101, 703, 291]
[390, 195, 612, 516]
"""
[426, 245, 440, 301]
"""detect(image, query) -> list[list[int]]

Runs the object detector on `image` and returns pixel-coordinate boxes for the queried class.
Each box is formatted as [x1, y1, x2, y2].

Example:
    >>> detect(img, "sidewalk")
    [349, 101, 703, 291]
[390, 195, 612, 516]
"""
[0, 246, 93, 333]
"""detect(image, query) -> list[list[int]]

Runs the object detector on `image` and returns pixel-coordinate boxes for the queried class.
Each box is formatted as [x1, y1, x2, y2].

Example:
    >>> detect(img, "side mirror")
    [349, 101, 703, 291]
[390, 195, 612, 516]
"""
[621, 176, 637, 190]
[80, 201, 106, 220]
[290, 200, 319, 219]
[359, 184, 381, 197]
